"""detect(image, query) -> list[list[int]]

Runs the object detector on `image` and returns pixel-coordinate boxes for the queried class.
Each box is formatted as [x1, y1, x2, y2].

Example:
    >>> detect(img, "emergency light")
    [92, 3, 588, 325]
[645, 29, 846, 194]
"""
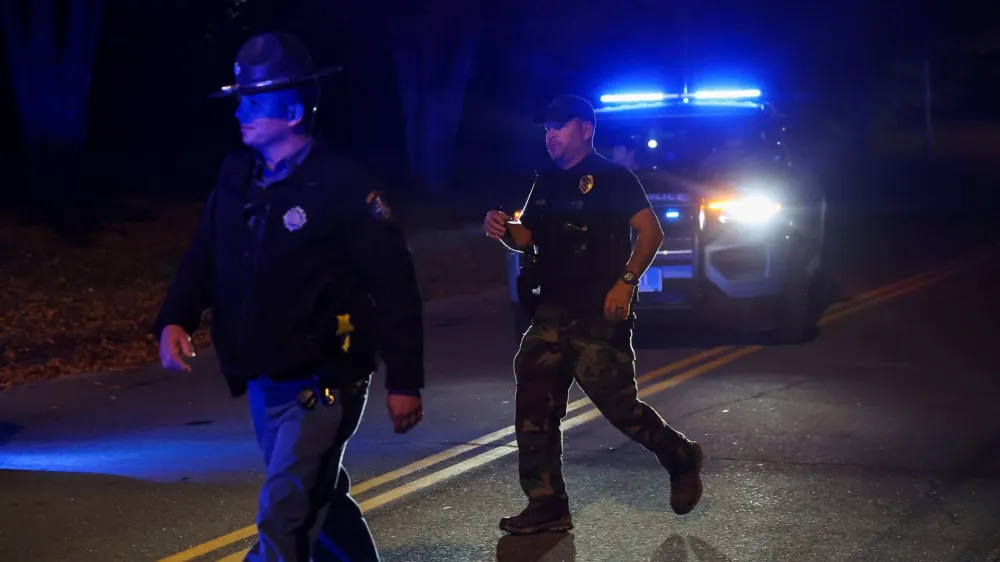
[599, 89, 761, 105]
[599, 93, 674, 103]
[707, 194, 781, 224]
[692, 89, 761, 100]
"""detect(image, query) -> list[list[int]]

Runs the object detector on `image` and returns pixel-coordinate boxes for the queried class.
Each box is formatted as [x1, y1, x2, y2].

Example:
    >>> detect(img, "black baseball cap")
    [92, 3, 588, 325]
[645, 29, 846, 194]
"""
[532, 94, 596, 125]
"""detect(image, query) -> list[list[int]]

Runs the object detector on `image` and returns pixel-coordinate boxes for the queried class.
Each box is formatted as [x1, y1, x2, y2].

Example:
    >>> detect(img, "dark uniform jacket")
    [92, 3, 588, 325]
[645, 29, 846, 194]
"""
[153, 138, 424, 397]
[518, 151, 652, 319]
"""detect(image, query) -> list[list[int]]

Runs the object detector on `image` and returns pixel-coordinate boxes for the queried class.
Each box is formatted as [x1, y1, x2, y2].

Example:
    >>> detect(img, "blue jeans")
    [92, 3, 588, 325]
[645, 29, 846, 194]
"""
[244, 373, 380, 562]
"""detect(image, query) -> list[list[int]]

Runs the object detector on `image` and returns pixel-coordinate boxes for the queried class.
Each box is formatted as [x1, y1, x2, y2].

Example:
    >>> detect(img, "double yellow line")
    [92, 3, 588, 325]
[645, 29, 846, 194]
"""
[159, 250, 991, 562]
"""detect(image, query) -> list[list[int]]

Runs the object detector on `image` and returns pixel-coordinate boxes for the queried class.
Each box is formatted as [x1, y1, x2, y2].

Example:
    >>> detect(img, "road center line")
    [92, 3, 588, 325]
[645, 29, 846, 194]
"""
[344, 259, 974, 521]
[158, 252, 989, 562]
[215, 257, 969, 561]
[819, 271, 954, 325]
[157, 348, 730, 562]
[356, 344, 731, 497]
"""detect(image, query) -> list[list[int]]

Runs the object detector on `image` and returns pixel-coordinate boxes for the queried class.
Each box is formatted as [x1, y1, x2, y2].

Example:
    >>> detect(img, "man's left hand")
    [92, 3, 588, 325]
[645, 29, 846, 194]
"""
[604, 280, 634, 322]
[387, 394, 423, 434]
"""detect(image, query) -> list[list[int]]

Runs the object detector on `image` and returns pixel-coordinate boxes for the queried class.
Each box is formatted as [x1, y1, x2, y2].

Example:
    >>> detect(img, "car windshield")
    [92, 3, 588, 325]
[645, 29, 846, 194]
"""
[595, 111, 773, 179]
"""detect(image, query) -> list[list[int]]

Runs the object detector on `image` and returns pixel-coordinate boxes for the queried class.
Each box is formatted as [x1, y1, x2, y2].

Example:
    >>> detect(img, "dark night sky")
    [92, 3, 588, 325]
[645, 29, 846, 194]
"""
[1, 0, 997, 201]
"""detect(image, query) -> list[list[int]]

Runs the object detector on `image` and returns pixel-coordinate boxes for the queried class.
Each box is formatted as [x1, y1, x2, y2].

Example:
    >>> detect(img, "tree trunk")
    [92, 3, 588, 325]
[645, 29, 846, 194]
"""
[388, 0, 482, 196]
[922, 56, 934, 153]
[1, 0, 103, 231]
[388, 2, 424, 193]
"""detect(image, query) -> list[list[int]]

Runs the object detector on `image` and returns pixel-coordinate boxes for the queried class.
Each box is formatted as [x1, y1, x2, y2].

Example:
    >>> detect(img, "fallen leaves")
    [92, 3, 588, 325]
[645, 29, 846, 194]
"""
[0, 198, 507, 390]
[0, 203, 216, 389]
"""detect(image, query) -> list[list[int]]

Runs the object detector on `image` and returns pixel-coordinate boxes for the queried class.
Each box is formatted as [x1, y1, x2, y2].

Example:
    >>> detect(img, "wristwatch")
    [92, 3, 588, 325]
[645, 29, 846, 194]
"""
[621, 270, 640, 286]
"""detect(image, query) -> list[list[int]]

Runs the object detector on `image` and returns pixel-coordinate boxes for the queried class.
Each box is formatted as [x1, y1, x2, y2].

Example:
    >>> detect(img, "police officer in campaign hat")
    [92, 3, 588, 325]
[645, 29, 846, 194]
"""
[483, 94, 705, 535]
[154, 31, 425, 561]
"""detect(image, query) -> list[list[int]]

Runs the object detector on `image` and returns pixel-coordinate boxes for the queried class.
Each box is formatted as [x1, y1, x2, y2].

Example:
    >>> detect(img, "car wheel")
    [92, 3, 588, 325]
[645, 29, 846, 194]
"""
[772, 264, 825, 344]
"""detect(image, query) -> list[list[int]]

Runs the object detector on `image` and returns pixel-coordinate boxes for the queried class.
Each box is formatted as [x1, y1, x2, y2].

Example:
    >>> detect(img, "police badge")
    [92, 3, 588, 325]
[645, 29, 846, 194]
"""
[579, 174, 594, 195]
[282, 206, 307, 231]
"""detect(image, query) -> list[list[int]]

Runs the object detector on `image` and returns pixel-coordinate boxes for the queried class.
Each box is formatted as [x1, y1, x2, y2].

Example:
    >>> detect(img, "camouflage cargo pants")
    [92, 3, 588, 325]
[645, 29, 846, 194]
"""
[513, 301, 689, 503]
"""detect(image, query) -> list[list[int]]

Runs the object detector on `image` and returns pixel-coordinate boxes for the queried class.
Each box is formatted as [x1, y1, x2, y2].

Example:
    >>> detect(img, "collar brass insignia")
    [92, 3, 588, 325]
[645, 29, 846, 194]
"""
[578, 174, 594, 194]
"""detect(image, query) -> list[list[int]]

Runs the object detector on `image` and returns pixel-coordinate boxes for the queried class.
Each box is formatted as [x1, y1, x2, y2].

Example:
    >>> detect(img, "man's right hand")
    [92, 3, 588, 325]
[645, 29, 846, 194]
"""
[159, 325, 196, 371]
[484, 210, 510, 240]
[387, 394, 423, 434]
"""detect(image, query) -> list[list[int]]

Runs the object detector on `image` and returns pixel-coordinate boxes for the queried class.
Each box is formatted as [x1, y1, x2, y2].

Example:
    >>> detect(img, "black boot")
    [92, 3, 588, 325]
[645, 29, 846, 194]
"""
[659, 440, 705, 515]
[499, 497, 573, 535]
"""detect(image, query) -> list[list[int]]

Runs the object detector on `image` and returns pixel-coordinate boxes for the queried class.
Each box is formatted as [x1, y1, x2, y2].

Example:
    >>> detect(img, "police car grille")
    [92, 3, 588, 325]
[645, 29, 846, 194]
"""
[652, 204, 694, 241]
[630, 204, 695, 254]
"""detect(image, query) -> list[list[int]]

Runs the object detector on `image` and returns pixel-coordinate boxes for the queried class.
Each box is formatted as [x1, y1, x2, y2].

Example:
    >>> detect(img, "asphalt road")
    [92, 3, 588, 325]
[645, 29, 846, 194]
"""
[1, 210, 999, 562]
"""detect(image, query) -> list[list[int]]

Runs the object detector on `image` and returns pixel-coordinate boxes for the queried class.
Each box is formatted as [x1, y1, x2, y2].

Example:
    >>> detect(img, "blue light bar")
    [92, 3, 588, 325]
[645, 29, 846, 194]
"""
[691, 89, 761, 100]
[665, 208, 681, 220]
[599, 89, 761, 106]
[600, 92, 674, 104]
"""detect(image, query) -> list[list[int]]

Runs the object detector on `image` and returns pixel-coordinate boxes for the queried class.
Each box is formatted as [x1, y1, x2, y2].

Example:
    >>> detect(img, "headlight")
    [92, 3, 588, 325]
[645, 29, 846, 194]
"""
[706, 194, 781, 224]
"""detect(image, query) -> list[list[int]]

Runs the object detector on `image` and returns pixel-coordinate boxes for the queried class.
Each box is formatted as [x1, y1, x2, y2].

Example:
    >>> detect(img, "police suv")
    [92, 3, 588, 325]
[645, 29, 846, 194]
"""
[507, 88, 828, 343]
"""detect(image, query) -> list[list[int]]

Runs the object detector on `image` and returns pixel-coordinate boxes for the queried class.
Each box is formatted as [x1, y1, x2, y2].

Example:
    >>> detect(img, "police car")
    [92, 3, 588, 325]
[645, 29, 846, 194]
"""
[507, 88, 828, 343]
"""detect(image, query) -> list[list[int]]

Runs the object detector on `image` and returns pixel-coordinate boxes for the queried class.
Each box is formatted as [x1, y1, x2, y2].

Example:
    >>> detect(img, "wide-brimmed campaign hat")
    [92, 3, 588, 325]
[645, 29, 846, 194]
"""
[209, 31, 342, 98]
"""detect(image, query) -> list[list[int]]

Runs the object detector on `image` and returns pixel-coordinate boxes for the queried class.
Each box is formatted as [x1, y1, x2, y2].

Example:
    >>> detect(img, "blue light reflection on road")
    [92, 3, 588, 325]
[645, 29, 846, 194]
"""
[0, 438, 262, 482]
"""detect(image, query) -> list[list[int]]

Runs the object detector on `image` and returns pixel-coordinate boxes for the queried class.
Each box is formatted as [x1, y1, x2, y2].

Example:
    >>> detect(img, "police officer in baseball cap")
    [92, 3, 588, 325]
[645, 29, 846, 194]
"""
[483, 94, 705, 534]
[155, 31, 426, 561]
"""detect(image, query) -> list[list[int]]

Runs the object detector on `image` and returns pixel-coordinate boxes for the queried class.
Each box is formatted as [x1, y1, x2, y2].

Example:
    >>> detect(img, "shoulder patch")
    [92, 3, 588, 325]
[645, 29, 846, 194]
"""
[365, 190, 393, 221]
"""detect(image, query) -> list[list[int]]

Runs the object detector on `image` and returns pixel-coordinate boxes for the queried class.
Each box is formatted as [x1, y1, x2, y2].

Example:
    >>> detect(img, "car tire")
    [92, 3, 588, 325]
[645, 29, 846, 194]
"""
[773, 280, 812, 344]
[772, 261, 827, 344]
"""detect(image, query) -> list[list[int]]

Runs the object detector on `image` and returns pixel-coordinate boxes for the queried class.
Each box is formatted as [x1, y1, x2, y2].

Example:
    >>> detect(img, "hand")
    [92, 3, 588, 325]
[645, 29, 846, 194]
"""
[159, 325, 196, 371]
[387, 394, 423, 434]
[484, 210, 510, 240]
[604, 280, 635, 322]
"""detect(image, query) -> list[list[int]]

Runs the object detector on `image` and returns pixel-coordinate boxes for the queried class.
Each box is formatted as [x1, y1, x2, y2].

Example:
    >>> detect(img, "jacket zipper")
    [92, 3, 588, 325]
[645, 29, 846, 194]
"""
[238, 198, 270, 352]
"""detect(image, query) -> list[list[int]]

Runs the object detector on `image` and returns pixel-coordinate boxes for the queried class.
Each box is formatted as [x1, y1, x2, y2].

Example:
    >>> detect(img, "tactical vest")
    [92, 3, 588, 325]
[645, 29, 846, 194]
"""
[531, 181, 632, 310]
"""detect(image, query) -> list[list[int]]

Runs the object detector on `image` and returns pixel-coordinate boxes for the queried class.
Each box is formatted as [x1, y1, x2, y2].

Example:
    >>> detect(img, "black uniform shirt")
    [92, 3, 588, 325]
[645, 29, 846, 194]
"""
[518, 151, 652, 317]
